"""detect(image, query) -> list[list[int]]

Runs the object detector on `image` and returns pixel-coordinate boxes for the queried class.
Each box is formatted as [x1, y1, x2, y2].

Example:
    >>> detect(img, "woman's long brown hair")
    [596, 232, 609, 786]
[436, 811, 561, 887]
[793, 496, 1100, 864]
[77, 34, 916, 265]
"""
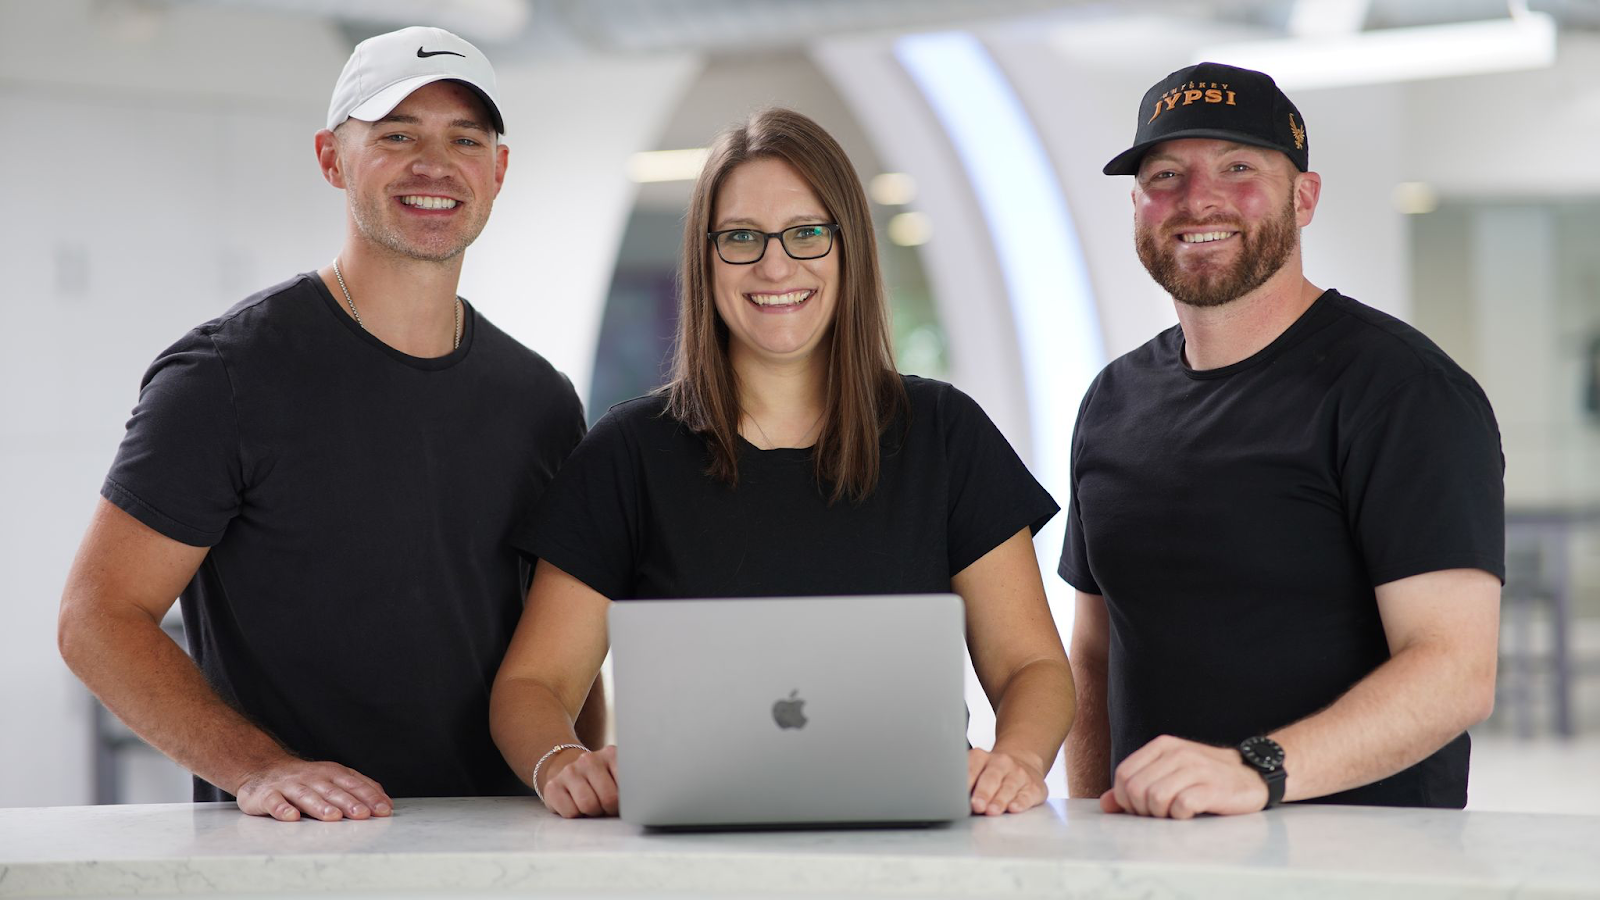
[666, 107, 905, 505]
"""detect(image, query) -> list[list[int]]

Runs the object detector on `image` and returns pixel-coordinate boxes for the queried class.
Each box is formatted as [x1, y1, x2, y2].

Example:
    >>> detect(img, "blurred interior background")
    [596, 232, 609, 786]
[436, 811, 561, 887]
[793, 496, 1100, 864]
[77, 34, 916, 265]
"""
[3, 0, 1598, 814]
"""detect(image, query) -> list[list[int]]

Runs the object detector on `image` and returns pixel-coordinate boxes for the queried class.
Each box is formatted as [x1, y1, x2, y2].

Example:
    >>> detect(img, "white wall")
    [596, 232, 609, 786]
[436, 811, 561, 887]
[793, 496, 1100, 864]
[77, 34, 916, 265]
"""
[1406, 34, 1600, 197]
[1292, 85, 1410, 320]
[0, 0, 350, 808]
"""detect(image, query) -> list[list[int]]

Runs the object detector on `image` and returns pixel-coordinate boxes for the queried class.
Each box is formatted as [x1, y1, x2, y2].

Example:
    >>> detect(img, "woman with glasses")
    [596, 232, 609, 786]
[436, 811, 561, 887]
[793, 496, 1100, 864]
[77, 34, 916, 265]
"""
[490, 107, 1073, 819]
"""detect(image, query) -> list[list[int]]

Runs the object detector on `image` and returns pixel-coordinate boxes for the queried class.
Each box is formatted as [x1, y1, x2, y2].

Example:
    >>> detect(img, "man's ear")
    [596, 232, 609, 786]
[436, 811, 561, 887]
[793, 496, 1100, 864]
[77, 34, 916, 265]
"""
[315, 128, 345, 190]
[492, 141, 509, 197]
[1294, 170, 1322, 228]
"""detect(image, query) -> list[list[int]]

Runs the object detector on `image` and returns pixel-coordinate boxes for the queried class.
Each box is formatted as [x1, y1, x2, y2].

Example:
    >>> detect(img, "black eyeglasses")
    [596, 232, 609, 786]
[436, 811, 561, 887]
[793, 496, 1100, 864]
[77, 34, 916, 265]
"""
[708, 223, 841, 265]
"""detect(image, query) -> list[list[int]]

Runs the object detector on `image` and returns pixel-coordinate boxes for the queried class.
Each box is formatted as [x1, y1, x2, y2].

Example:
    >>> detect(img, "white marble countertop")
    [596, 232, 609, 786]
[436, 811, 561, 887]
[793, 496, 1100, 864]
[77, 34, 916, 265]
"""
[2, 797, 1597, 899]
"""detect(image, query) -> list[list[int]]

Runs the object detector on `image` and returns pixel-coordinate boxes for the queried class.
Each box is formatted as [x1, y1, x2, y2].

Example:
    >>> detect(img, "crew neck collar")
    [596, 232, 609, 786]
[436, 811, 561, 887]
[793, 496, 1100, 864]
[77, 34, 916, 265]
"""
[308, 272, 475, 371]
[1176, 289, 1338, 380]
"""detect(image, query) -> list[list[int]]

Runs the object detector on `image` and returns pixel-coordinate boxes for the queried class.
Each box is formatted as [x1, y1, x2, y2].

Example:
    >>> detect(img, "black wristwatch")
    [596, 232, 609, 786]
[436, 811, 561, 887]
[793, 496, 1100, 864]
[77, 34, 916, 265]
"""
[1237, 736, 1287, 808]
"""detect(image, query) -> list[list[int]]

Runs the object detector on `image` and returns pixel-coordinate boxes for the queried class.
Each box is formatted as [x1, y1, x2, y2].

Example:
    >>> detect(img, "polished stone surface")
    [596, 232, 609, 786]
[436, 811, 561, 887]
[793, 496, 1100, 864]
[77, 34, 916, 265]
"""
[2, 797, 1598, 898]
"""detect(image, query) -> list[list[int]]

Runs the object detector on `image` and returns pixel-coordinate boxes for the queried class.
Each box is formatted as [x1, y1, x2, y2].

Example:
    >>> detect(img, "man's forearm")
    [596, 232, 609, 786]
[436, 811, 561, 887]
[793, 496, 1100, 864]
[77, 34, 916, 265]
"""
[59, 606, 291, 794]
[1064, 652, 1111, 798]
[991, 658, 1075, 776]
[1272, 641, 1494, 802]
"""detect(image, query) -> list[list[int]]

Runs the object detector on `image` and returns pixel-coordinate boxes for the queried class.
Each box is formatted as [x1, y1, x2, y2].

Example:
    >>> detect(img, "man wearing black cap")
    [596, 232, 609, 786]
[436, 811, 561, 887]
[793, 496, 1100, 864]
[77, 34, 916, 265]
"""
[1060, 63, 1504, 817]
[58, 26, 603, 821]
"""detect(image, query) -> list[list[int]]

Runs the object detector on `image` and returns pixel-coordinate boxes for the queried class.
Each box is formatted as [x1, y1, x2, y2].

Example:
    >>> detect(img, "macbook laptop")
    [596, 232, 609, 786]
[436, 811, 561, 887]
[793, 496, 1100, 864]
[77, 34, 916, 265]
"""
[609, 593, 970, 829]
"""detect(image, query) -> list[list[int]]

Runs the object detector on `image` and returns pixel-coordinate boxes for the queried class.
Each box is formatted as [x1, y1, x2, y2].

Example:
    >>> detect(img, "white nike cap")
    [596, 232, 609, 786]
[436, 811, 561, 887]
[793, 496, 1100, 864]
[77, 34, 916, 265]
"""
[326, 25, 505, 134]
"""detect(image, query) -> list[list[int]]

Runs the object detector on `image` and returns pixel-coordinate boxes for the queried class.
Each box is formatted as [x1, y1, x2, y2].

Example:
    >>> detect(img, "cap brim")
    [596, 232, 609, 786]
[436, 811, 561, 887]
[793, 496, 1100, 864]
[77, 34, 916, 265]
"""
[347, 74, 506, 135]
[1103, 128, 1300, 175]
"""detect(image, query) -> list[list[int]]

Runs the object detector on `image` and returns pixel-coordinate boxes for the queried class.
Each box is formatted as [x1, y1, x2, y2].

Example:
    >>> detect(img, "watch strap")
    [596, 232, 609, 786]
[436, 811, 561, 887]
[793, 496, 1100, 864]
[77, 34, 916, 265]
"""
[1237, 736, 1287, 809]
[1259, 763, 1286, 807]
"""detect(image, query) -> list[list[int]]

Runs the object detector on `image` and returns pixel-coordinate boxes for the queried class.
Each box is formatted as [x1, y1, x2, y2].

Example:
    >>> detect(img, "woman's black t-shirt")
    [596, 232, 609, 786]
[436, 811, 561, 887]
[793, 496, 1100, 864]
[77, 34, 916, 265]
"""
[518, 375, 1057, 600]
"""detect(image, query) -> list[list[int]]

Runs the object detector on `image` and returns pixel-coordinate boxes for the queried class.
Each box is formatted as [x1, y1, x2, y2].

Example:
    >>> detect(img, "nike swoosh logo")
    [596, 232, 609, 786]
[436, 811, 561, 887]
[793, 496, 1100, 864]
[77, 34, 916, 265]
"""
[417, 47, 466, 58]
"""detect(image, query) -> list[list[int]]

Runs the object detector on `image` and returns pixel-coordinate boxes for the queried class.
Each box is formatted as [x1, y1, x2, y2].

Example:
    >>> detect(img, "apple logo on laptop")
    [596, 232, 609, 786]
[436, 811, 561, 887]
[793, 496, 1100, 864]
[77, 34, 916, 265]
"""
[772, 690, 808, 729]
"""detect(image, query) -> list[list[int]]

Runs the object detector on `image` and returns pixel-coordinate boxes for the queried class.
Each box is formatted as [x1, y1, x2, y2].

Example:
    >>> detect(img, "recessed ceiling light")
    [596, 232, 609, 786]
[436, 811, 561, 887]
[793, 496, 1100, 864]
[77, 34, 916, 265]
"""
[625, 148, 709, 183]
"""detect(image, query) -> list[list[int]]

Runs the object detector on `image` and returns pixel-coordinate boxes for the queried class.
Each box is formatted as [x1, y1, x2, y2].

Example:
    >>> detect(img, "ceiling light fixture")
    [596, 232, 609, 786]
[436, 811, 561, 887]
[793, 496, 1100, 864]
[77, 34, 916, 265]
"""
[625, 148, 709, 184]
[869, 173, 918, 206]
[1199, 9, 1556, 90]
[887, 212, 932, 246]
[1392, 182, 1440, 215]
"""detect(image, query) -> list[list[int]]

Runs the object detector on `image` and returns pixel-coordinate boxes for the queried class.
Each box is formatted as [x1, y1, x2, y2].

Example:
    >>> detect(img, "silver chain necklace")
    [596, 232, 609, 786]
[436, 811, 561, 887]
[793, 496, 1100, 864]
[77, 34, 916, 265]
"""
[332, 258, 460, 351]
[746, 408, 824, 450]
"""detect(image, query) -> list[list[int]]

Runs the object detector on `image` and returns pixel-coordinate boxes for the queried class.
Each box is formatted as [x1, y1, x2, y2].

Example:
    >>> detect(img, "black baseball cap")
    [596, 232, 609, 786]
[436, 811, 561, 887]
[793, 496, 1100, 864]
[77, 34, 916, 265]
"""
[1104, 62, 1308, 176]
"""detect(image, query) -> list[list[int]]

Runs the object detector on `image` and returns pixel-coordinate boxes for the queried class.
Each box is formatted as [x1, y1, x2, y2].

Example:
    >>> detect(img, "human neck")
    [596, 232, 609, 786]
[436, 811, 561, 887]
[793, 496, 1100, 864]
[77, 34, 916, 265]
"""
[1175, 263, 1324, 372]
[320, 242, 465, 359]
[731, 345, 828, 449]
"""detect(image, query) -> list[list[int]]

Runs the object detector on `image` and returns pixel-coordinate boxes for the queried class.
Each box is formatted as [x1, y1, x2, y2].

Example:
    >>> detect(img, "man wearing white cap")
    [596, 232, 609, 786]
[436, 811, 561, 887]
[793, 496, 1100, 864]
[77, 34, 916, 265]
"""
[59, 27, 603, 821]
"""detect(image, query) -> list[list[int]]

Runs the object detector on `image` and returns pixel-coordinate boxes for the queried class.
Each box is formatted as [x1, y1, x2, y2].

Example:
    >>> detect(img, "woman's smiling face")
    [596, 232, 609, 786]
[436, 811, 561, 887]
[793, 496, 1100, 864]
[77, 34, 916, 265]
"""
[710, 157, 840, 368]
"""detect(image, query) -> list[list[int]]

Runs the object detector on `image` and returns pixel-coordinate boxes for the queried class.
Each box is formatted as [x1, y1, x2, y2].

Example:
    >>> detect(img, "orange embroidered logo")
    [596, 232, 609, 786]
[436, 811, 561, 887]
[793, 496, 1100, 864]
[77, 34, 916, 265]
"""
[1147, 82, 1237, 124]
[1289, 113, 1306, 149]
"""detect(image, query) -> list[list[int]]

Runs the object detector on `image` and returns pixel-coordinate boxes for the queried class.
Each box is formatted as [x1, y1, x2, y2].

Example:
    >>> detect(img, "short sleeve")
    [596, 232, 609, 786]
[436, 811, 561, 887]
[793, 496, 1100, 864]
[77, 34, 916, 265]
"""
[102, 331, 244, 547]
[940, 385, 1060, 575]
[537, 372, 590, 489]
[514, 406, 642, 599]
[1341, 371, 1505, 586]
[1057, 377, 1101, 594]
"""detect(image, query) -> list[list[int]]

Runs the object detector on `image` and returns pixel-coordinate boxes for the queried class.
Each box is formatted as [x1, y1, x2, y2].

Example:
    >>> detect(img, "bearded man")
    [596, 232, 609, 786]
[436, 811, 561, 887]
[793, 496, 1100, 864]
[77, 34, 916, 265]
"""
[1059, 63, 1504, 817]
[58, 26, 603, 821]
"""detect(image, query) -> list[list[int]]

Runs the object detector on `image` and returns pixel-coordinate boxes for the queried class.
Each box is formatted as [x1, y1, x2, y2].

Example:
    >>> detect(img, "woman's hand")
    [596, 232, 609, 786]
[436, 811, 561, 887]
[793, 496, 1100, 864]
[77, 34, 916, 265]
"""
[967, 746, 1048, 815]
[954, 528, 1074, 817]
[539, 745, 620, 818]
[490, 561, 615, 818]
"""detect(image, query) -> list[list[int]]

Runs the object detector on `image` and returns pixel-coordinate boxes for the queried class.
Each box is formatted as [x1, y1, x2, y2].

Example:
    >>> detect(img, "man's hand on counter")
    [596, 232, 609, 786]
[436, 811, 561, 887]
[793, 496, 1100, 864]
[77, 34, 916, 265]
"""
[540, 745, 620, 818]
[967, 747, 1048, 816]
[235, 758, 393, 822]
[1100, 735, 1268, 819]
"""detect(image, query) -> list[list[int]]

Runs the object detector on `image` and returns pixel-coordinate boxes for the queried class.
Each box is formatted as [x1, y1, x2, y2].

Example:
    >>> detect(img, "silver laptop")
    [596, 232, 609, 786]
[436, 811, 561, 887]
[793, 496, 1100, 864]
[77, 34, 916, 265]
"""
[609, 594, 970, 828]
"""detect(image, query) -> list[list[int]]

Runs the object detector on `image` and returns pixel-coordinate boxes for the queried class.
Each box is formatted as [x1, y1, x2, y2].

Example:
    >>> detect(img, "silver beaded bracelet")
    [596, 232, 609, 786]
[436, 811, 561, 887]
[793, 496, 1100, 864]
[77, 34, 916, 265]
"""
[532, 743, 587, 803]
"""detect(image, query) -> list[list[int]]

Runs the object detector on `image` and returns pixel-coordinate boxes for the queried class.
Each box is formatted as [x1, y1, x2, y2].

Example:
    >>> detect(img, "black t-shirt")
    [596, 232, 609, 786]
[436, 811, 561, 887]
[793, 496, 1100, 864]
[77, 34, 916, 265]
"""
[103, 273, 585, 801]
[1058, 290, 1504, 808]
[521, 376, 1057, 600]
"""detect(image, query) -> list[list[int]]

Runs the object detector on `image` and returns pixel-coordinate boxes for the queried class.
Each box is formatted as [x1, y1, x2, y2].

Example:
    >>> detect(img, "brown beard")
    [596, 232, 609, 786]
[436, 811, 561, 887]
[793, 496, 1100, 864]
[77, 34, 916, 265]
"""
[1136, 195, 1299, 309]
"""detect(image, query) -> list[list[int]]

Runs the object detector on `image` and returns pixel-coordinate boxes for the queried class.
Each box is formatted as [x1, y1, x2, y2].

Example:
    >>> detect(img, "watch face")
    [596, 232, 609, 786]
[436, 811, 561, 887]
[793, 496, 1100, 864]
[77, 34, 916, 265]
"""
[1241, 737, 1285, 771]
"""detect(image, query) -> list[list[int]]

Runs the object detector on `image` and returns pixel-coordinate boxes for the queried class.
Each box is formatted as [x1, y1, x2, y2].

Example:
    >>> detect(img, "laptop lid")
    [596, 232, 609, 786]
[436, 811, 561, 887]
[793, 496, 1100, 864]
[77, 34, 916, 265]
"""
[609, 594, 970, 828]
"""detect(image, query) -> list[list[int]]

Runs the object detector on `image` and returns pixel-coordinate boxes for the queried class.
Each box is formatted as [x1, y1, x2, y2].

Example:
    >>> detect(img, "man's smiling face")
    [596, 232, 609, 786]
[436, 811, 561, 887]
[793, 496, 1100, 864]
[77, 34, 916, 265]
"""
[1132, 138, 1302, 309]
[335, 80, 507, 263]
